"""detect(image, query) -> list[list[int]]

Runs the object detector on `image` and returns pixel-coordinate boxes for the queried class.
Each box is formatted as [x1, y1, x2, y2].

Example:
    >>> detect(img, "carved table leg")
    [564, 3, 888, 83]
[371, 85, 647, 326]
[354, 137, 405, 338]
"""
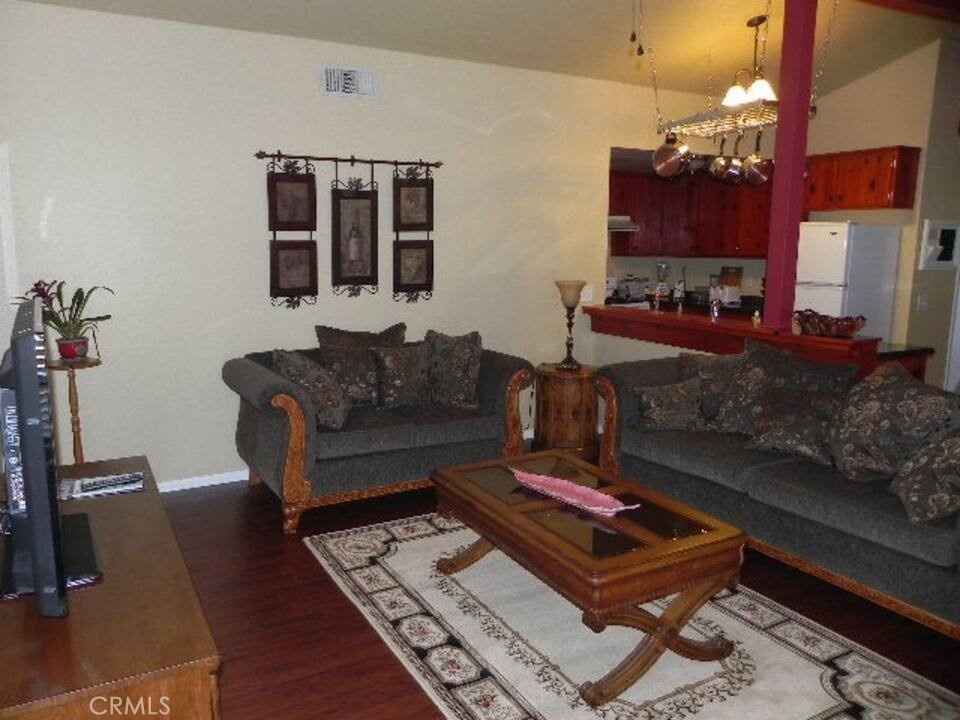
[66, 365, 85, 464]
[579, 575, 733, 707]
[436, 537, 494, 575]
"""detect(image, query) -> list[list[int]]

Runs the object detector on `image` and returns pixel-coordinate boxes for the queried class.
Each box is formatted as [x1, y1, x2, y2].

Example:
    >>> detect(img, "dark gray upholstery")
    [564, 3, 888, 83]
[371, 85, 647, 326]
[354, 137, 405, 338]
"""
[622, 429, 796, 492]
[310, 439, 502, 496]
[598, 358, 681, 439]
[622, 454, 960, 626]
[603, 354, 960, 628]
[316, 405, 500, 460]
[746, 461, 957, 568]
[223, 345, 532, 508]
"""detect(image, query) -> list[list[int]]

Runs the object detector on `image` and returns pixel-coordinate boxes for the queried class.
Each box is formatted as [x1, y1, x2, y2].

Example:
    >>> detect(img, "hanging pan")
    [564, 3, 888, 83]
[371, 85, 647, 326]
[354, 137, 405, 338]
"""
[743, 129, 773, 186]
[652, 132, 691, 178]
[722, 131, 745, 183]
[708, 135, 729, 180]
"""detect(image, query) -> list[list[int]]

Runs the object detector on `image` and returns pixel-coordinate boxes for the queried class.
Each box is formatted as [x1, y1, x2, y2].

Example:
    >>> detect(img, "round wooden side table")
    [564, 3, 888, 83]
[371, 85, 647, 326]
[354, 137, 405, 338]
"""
[47, 357, 101, 464]
[532, 362, 598, 462]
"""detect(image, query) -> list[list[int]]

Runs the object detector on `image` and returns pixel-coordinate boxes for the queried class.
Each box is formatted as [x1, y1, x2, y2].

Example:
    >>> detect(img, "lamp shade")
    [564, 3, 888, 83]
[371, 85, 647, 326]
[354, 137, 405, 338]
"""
[555, 280, 586, 309]
[746, 77, 777, 102]
[721, 84, 749, 107]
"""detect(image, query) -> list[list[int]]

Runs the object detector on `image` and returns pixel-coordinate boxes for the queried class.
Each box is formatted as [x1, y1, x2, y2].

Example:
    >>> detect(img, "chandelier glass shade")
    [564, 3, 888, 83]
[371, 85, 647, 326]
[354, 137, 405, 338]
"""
[720, 15, 778, 108]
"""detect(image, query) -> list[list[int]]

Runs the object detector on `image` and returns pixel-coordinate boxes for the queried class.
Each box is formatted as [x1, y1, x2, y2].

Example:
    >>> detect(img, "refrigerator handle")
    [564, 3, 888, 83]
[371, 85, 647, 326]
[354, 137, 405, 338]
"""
[796, 281, 848, 288]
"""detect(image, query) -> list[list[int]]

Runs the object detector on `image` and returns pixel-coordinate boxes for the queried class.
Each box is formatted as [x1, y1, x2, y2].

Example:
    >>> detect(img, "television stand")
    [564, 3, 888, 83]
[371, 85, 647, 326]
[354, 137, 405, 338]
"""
[0, 457, 221, 719]
[1, 513, 102, 600]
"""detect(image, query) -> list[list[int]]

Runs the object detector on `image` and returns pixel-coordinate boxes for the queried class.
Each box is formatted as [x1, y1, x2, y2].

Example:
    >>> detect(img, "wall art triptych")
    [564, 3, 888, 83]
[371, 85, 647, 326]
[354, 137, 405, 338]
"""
[259, 150, 440, 307]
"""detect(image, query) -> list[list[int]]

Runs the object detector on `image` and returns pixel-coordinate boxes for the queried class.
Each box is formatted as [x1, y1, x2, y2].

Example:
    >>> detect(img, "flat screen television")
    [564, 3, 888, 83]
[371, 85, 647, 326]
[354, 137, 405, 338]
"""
[0, 299, 100, 618]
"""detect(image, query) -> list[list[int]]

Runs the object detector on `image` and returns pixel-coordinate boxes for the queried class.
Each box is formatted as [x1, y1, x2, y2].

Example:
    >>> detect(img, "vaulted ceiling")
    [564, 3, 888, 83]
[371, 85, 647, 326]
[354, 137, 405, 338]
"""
[24, 0, 960, 97]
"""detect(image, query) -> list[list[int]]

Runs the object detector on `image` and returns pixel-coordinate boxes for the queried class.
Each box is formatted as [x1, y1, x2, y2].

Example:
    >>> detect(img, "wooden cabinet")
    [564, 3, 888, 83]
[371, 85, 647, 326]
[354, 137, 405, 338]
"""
[694, 178, 771, 258]
[660, 174, 699, 257]
[609, 171, 682, 257]
[803, 146, 919, 212]
[532, 363, 598, 461]
[611, 170, 770, 259]
[0, 457, 221, 719]
[734, 181, 773, 257]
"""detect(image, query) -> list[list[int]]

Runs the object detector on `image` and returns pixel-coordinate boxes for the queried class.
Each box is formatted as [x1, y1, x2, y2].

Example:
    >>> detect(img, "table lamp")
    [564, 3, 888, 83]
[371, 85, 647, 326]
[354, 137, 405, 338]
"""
[555, 280, 586, 371]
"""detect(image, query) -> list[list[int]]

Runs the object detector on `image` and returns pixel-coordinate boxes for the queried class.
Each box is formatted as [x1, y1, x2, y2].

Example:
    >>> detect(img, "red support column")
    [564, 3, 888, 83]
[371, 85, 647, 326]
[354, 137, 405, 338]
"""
[763, 0, 819, 330]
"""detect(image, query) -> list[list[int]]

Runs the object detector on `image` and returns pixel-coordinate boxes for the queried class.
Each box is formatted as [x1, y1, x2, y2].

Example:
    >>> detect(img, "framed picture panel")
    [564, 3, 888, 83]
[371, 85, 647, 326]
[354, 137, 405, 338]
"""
[270, 240, 317, 298]
[393, 177, 434, 232]
[267, 172, 317, 232]
[332, 189, 378, 287]
[393, 240, 434, 294]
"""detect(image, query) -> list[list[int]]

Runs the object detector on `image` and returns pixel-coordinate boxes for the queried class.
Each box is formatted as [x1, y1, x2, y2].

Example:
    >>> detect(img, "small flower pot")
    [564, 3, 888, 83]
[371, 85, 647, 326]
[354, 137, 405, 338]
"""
[56, 337, 89, 361]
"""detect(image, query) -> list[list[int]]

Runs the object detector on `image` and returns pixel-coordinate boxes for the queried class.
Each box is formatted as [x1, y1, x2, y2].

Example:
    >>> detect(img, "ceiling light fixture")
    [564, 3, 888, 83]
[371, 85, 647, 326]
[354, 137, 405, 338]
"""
[721, 15, 777, 107]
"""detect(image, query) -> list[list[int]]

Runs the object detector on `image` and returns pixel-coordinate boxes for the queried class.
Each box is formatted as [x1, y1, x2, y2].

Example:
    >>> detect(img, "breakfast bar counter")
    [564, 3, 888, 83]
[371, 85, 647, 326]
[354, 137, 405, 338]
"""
[583, 304, 882, 373]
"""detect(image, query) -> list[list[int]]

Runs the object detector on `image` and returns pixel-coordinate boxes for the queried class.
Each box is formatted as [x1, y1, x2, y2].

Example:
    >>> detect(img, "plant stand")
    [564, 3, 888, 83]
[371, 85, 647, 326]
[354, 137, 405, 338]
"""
[47, 357, 101, 464]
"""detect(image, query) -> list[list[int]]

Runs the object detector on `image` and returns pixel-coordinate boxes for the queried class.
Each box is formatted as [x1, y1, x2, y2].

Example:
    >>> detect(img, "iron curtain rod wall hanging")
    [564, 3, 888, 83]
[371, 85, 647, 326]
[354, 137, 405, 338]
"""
[256, 149, 443, 307]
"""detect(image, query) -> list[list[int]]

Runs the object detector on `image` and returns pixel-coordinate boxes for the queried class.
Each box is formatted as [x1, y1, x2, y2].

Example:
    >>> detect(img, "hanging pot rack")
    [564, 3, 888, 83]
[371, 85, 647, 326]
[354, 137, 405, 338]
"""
[657, 99, 787, 138]
[638, 0, 840, 140]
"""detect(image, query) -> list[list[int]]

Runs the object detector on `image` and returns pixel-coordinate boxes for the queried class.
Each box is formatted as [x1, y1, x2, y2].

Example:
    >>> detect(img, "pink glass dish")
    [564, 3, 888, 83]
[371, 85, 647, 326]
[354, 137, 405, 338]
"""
[510, 468, 641, 516]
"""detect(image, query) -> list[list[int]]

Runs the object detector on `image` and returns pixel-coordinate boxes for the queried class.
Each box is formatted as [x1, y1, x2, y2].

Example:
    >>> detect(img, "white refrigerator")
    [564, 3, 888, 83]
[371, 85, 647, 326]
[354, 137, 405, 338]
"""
[795, 222, 901, 340]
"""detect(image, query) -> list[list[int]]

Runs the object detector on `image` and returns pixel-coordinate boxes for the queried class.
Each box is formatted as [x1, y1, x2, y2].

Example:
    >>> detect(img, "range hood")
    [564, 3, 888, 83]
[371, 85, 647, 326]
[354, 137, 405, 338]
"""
[608, 215, 639, 232]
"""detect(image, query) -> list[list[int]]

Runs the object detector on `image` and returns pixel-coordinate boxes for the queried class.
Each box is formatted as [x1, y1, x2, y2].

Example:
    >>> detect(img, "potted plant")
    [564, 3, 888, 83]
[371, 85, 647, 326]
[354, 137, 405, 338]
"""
[19, 280, 114, 361]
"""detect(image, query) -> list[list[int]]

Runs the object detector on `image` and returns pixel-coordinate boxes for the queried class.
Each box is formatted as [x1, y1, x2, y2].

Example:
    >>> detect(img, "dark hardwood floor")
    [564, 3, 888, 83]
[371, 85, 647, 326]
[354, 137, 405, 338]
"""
[162, 482, 959, 720]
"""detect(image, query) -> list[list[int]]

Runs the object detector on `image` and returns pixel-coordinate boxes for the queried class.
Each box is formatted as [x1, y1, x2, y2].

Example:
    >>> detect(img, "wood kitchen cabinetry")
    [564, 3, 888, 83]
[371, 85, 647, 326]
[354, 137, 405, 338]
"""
[610, 170, 771, 259]
[803, 146, 920, 211]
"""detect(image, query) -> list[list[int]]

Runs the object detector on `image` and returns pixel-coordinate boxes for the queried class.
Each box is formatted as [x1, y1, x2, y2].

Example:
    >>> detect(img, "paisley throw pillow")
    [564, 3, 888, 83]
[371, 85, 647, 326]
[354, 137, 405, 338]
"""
[425, 330, 483, 409]
[370, 343, 430, 408]
[714, 340, 856, 436]
[633, 377, 705, 431]
[890, 432, 960, 523]
[831, 363, 960, 482]
[314, 322, 406, 351]
[748, 390, 841, 465]
[316, 345, 379, 406]
[272, 350, 351, 430]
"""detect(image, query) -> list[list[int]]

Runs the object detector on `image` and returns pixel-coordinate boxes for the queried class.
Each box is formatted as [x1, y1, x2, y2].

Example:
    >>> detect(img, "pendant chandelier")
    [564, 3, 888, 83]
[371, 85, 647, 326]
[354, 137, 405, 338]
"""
[720, 15, 777, 107]
[634, 0, 842, 139]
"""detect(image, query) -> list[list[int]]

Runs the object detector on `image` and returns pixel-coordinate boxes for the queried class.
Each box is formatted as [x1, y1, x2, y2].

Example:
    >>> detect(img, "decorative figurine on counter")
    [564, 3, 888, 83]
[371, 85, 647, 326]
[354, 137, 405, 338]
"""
[752, 310, 761, 327]
[710, 298, 721, 322]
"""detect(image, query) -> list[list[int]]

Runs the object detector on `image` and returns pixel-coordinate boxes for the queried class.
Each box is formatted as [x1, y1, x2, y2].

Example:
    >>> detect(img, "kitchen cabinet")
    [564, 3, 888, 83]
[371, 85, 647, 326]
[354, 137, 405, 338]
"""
[803, 146, 920, 212]
[609, 171, 696, 257]
[659, 174, 699, 256]
[733, 181, 773, 257]
[610, 170, 769, 259]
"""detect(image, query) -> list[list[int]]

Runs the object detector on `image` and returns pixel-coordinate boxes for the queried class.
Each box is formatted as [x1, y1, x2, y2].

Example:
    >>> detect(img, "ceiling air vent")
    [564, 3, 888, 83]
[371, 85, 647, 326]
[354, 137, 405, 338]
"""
[323, 66, 377, 99]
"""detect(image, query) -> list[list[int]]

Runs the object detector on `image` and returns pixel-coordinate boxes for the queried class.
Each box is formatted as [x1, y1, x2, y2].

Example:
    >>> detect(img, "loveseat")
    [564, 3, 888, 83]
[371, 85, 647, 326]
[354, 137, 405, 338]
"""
[222, 324, 532, 533]
[597, 350, 960, 637]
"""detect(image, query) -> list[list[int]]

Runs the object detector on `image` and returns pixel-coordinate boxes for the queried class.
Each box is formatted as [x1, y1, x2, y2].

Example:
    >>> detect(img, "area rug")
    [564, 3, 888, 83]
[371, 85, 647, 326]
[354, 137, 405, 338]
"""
[304, 514, 959, 720]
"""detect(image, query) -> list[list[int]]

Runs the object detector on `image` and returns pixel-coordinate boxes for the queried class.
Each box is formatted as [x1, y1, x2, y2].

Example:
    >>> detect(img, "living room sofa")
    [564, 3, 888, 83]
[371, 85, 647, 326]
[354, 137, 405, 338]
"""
[223, 344, 532, 533]
[597, 355, 960, 637]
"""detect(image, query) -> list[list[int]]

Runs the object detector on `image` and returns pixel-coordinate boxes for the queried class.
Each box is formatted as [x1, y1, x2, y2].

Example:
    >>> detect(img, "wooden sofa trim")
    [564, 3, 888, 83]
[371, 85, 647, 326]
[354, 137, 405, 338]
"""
[749, 538, 960, 640]
[267, 368, 531, 535]
[596, 375, 620, 475]
[596, 376, 960, 640]
[503, 368, 532, 458]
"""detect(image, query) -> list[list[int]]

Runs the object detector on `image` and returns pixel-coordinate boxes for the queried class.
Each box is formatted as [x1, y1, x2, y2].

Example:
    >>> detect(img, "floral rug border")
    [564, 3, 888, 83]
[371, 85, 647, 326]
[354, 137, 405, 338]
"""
[304, 513, 958, 720]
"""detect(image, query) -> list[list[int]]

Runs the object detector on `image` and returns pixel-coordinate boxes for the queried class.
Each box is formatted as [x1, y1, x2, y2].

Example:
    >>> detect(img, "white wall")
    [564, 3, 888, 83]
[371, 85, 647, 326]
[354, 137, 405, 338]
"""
[807, 42, 940, 346]
[0, 1, 709, 482]
[907, 38, 960, 387]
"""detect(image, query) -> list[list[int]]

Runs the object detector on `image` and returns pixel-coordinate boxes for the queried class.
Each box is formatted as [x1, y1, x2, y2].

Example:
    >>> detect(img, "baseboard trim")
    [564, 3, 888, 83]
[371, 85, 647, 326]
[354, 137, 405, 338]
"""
[159, 469, 248, 493]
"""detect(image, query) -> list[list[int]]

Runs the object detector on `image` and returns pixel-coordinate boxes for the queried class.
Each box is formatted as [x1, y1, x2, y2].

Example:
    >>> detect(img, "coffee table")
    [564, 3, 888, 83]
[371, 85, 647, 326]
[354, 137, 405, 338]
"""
[431, 450, 746, 707]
